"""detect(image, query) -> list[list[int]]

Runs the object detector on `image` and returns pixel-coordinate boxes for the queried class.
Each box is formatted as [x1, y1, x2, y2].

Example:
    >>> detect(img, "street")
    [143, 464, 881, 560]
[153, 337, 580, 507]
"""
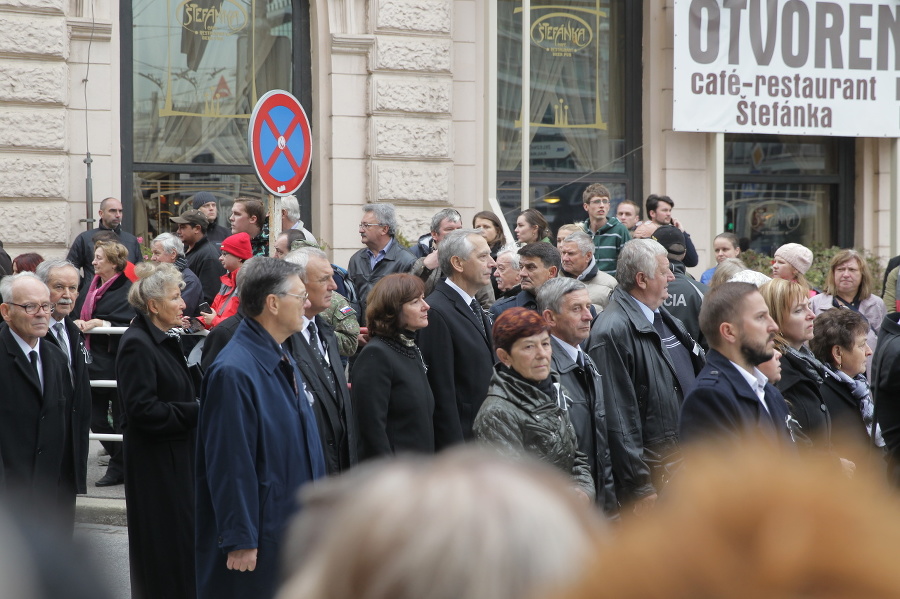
[75, 523, 130, 599]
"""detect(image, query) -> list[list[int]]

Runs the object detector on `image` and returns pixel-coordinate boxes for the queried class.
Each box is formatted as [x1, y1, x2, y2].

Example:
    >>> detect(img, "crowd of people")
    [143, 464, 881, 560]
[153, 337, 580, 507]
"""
[3, 187, 900, 598]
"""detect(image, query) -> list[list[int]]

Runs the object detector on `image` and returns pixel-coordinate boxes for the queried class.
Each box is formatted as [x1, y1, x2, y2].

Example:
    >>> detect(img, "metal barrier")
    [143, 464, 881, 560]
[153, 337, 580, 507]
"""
[87, 325, 206, 443]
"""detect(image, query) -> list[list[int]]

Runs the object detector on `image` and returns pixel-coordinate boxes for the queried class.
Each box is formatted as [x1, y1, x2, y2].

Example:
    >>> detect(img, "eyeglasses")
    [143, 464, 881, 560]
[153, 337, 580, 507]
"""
[282, 292, 309, 304]
[358, 222, 386, 229]
[588, 198, 610, 206]
[7, 302, 55, 315]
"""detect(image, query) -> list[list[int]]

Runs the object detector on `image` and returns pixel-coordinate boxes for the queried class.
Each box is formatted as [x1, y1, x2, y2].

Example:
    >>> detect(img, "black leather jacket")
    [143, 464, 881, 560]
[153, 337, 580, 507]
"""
[586, 286, 705, 502]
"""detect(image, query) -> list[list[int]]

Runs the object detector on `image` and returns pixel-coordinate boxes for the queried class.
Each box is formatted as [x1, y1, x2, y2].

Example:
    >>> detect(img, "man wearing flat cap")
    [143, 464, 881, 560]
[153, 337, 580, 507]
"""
[651, 225, 708, 348]
[173, 209, 225, 305]
[192, 192, 228, 250]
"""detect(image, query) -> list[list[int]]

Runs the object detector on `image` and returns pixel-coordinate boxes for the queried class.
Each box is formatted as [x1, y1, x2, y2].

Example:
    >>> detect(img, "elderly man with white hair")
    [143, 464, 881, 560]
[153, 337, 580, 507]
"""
[0, 272, 78, 529]
[150, 232, 202, 316]
[280, 195, 315, 242]
[559, 231, 617, 311]
[586, 239, 705, 515]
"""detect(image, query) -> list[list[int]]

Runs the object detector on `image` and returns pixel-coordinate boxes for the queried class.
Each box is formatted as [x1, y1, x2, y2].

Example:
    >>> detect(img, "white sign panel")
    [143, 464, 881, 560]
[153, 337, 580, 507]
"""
[673, 0, 900, 137]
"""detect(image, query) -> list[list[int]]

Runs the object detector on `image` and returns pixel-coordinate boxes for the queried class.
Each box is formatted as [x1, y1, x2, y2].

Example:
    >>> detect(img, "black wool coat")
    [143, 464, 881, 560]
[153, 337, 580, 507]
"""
[116, 312, 200, 599]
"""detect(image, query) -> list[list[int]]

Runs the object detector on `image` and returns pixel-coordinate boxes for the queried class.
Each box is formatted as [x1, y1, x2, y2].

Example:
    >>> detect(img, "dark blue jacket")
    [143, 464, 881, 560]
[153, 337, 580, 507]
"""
[196, 318, 325, 599]
[489, 289, 536, 319]
[679, 349, 793, 446]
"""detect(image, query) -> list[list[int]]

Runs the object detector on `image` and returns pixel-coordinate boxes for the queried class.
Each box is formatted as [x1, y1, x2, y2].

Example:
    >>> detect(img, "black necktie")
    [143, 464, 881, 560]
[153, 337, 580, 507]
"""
[652, 312, 665, 338]
[576, 350, 585, 368]
[29, 350, 39, 380]
[308, 321, 336, 393]
[54, 322, 70, 362]
[469, 298, 486, 336]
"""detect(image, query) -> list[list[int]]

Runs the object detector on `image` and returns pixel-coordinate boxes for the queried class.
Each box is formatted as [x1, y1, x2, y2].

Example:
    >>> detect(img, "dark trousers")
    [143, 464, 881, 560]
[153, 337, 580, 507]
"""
[90, 386, 123, 478]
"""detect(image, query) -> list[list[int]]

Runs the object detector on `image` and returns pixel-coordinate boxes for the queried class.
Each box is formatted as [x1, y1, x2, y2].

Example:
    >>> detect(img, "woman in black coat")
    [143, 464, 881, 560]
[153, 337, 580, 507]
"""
[116, 262, 200, 599]
[351, 274, 435, 460]
[74, 240, 135, 486]
[810, 309, 883, 472]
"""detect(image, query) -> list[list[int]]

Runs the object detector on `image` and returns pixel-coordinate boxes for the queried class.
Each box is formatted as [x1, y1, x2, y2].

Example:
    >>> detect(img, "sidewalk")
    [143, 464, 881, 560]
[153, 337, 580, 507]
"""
[76, 440, 127, 527]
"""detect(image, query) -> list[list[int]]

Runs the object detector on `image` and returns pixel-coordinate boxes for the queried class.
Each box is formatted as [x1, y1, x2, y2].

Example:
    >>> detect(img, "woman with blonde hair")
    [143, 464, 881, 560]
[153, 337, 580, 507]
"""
[811, 249, 885, 373]
[707, 257, 747, 291]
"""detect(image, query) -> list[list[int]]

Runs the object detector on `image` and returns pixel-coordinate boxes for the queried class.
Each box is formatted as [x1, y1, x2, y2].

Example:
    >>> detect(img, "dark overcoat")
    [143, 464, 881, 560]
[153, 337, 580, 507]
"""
[0, 324, 73, 503]
[44, 317, 92, 495]
[117, 312, 200, 599]
[679, 349, 793, 446]
[550, 336, 618, 515]
[196, 318, 325, 599]
[286, 316, 358, 475]
[346, 240, 416, 325]
[418, 280, 495, 448]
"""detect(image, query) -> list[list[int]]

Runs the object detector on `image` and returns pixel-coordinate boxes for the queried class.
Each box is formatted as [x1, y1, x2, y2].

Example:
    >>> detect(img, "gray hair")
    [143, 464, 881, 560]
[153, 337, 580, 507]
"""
[35, 258, 77, 283]
[536, 277, 587, 314]
[153, 232, 184, 257]
[363, 203, 399, 237]
[430, 208, 462, 234]
[616, 239, 667, 291]
[276, 448, 605, 599]
[239, 257, 302, 317]
[282, 195, 302, 223]
[128, 262, 185, 315]
[0, 272, 44, 303]
[496, 245, 520, 269]
[284, 246, 329, 283]
[438, 229, 479, 275]
[561, 232, 594, 256]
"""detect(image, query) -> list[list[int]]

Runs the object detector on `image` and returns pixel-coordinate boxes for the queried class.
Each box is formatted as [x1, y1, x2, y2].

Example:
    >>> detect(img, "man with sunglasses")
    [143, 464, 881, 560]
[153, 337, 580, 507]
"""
[0, 272, 78, 530]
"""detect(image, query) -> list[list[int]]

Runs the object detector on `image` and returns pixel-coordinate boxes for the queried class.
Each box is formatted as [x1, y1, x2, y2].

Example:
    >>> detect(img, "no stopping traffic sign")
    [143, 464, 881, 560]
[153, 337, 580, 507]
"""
[248, 90, 312, 196]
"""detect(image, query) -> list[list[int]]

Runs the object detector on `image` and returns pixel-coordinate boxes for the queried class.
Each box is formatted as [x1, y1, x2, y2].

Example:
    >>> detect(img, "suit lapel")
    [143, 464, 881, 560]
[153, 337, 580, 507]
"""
[443, 283, 491, 346]
[3, 329, 42, 397]
[293, 332, 339, 403]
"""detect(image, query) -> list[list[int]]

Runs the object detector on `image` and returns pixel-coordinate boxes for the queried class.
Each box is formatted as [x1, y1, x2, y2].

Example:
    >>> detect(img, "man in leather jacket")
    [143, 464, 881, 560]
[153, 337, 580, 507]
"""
[586, 239, 705, 514]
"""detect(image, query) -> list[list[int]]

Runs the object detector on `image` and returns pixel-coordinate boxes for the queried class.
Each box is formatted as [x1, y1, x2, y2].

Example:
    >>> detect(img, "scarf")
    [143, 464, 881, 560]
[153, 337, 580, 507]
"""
[823, 362, 885, 448]
[174, 255, 188, 273]
[80, 272, 122, 350]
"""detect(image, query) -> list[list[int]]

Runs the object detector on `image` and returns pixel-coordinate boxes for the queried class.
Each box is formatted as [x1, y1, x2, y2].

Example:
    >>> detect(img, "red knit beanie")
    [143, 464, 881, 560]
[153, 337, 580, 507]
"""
[221, 232, 253, 261]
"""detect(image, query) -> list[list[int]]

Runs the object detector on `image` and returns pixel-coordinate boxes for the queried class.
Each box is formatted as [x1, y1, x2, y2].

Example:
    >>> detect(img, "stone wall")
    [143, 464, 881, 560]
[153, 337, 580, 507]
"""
[0, 0, 117, 260]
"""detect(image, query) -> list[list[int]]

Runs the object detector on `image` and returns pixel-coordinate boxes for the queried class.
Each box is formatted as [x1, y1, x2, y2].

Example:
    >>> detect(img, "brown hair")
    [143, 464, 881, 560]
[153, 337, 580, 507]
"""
[518, 208, 550, 242]
[708, 257, 748, 291]
[234, 197, 266, 226]
[492, 307, 550, 353]
[473, 210, 507, 249]
[94, 240, 129, 273]
[582, 183, 610, 204]
[758, 278, 810, 350]
[809, 309, 870, 367]
[12, 253, 44, 273]
[698, 282, 761, 349]
[824, 249, 872, 298]
[365, 274, 425, 338]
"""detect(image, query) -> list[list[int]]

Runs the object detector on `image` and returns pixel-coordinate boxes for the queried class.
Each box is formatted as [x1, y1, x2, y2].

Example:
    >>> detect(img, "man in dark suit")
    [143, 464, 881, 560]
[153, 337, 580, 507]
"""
[284, 247, 358, 474]
[0, 273, 76, 527]
[489, 242, 561, 318]
[538, 277, 617, 516]
[679, 282, 793, 446]
[174, 209, 226, 304]
[35, 260, 92, 521]
[418, 229, 496, 448]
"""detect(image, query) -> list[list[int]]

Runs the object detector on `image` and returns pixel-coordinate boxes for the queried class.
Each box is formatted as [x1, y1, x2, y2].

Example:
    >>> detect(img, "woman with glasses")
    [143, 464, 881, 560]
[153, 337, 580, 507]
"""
[74, 240, 136, 487]
[351, 274, 435, 460]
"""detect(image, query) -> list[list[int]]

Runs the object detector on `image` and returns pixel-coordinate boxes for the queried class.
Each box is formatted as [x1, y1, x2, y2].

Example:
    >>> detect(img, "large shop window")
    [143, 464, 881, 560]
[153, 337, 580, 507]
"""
[123, 0, 310, 238]
[724, 135, 854, 254]
[496, 0, 640, 233]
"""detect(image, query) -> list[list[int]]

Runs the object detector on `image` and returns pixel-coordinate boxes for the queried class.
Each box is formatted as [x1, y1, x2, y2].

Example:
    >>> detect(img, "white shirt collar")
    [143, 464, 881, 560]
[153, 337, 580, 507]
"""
[9, 327, 40, 353]
[629, 294, 658, 325]
[445, 278, 476, 307]
[728, 359, 771, 412]
[552, 335, 581, 363]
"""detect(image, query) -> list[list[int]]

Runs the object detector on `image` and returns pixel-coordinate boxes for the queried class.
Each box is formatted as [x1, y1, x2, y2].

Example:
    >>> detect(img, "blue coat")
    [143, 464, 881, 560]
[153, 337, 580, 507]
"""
[195, 318, 326, 599]
[679, 349, 793, 446]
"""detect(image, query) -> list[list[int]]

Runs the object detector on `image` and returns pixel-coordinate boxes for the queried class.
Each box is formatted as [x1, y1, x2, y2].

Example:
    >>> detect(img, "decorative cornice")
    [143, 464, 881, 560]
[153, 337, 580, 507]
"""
[332, 34, 375, 55]
[68, 19, 113, 42]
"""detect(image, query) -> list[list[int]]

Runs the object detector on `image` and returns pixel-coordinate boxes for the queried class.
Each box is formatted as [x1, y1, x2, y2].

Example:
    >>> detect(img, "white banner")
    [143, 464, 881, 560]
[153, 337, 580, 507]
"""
[673, 0, 900, 137]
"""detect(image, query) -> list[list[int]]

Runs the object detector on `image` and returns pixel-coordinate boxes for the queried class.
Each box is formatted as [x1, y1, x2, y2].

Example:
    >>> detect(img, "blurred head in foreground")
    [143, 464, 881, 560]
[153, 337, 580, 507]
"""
[558, 437, 900, 599]
[277, 448, 605, 599]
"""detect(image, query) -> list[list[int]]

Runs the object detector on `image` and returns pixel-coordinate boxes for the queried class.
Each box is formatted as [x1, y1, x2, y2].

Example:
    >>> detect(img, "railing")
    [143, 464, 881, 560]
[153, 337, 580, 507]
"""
[87, 325, 206, 443]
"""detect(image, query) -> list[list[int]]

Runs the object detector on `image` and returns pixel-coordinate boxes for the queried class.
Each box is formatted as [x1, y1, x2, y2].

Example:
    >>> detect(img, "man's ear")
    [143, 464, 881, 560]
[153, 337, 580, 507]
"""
[548, 266, 559, 278]
[542, 309, 556, 328]
[0, 304, 9, 322]
[449, 254, 465, 274]
[719, 321, 738, 344]
[265, 293, 279, 314]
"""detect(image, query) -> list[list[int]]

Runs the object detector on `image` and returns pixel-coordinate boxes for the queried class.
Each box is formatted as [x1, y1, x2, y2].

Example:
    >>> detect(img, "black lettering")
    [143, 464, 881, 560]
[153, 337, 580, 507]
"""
[749, 0, 778, 65]
[689, 0, 720, 63]
[759, 103, 770, 125]
[849, 4, 873, 69]
[856, 77, 868, 100]
[815, 78, 827, 98]
[737, 100, 749, 124]
[808, 104, 819, 127]
[755, 74, 767, 96]
[843, 78, 854, 99]
[822, 106, 832, 127]
[815, 3, 844, 68]
[724, 0, 747, 64]
[782, 75, 794, 97]
[768, 75, 780, 96]
[781, 0, 810, 67]
[801, 77, 813, 98]
[691, 72, 704, 94]
[876, 5, 900, 71]
[831, 77, 842, 98]
[728, 73, 741, 95]
[870, 76, 877, 100]
[792, 104, 805, 127]
[706, 73, 718, 94]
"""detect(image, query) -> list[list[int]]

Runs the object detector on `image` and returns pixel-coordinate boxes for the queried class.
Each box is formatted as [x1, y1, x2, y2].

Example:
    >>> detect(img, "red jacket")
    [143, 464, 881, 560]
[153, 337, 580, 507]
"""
[206, 268, 240, 329]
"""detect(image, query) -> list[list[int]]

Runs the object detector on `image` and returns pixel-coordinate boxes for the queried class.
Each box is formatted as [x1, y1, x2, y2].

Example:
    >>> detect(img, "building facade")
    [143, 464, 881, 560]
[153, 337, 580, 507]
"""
[1, 0, 898, 275]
